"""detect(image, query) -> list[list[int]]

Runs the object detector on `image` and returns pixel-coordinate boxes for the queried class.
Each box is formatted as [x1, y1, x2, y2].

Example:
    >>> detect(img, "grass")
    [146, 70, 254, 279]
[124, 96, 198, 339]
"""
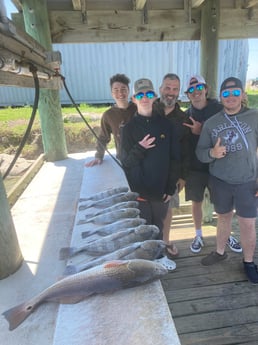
[1, 92, 258, 157]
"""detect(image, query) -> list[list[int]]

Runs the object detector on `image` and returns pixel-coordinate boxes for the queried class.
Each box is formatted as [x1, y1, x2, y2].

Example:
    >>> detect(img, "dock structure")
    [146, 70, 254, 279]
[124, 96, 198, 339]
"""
[0, 152, 180, 345]
[1, 151, 258, 344]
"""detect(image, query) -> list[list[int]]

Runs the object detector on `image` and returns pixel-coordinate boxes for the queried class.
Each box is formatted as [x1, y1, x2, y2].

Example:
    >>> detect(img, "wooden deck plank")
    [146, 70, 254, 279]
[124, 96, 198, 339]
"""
[161, 214, 258, 345]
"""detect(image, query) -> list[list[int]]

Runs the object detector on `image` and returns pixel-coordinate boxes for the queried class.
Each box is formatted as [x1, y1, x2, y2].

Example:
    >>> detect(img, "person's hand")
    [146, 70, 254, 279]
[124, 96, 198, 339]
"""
[177, 178, 185, 192]
[162, 194, 172, 203]
[183, 117, 202, 135]
[209, 137, 226, 159]
[139, 134, 156, 149]
[85, 158, 103, 167]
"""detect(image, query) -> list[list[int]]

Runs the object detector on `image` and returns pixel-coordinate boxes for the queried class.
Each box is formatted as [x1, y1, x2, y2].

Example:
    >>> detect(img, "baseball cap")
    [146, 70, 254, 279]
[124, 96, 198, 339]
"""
[220, 77, 243, 92]
[134, 78, 155, 94]
[185, 75, 206, 92]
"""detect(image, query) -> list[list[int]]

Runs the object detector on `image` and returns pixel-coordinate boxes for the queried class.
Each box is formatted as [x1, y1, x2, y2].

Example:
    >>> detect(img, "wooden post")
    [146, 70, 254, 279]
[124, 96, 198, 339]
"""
[200, 0, 219, 222]
[200, 0, 220, 99]
[22, 0, 68, 161]
[0, 174, 23, 279]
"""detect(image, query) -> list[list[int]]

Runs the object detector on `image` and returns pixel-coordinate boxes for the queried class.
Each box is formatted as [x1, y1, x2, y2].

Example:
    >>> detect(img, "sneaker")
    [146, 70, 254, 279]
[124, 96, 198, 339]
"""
[243, 261, 258, 284]
[190, 236, 204, 253]
[201, 251, 228, 266]
[227, 235, 242, 253]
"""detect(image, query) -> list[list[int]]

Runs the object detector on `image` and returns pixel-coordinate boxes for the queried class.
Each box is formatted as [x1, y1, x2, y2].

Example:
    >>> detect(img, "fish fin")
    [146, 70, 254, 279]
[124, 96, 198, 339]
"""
[78, 202, 93, 210]
[59, 247, 76, 260]
[81, 231, 88, 239]
[77, 219, 87, 225]
[103, 260, 128, 268]
[2, 301, 34, 331]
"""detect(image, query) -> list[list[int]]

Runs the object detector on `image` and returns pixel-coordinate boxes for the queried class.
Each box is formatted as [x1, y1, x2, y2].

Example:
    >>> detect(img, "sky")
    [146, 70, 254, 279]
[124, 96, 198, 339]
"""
[3, 1, 258, 80]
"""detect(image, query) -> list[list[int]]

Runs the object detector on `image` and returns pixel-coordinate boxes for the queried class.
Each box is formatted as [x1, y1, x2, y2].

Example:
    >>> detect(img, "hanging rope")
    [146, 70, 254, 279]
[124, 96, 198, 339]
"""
[2, 64, 40, 180]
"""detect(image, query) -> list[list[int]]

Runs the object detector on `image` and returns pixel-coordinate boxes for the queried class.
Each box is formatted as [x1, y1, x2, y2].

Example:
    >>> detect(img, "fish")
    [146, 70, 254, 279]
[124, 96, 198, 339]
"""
[78, 192, 139, 210]
[80, 201, 139, 222]
[59, 225, 160, 259]
[81, 218, 146, 238]
[64, 240, 167, 275]
[2, 259, 168, 331]
[76, 208, 140, 225]
[78, 186, 129, 202]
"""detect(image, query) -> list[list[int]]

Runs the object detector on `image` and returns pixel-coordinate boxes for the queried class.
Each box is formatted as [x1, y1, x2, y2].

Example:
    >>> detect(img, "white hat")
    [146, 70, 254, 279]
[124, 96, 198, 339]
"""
[185, 75, 206, 92]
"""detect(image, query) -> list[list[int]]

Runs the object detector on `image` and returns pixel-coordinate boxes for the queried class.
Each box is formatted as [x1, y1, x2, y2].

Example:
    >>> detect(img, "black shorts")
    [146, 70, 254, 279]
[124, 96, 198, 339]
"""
[185, 171, 210, 202]
[209, 175, 258, 218]
[138, 199, 169, 239]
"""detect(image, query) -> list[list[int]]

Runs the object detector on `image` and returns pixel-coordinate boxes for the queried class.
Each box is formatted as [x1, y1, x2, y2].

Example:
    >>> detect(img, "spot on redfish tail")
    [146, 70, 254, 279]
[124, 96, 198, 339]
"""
[2, 301, 34, 331]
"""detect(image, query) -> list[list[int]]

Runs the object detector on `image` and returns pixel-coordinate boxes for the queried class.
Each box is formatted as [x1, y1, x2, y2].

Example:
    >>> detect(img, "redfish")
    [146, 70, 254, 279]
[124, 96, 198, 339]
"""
[59, 225, 159, 259]
[77, 208, 140, 225]
[78, 186, 129, 202]
[80, 201, 139, 221]
[3, 259, 168, 331]
[81, 218, 146, 238]
[78, 192, 139, 210]
[64, 240, 167, 275]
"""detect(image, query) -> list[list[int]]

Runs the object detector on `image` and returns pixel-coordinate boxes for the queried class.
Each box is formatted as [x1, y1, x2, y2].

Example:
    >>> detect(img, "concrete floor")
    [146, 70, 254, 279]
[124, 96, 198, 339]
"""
[0, 151, 181, 345]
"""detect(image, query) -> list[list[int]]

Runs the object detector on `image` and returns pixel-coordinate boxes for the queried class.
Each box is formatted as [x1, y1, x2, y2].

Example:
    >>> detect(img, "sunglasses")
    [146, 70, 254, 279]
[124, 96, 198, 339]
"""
[134, 90, 156, 100]
[187, 83, 205, 94]
[221, 89, 241, 98]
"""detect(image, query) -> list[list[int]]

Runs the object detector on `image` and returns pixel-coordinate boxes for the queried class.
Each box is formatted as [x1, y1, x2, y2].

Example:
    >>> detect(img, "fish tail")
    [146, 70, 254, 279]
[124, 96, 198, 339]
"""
[78, 201, 93, 210]
[59, 247, 77, 259]
[63, 265, 78, 275]
[2, 301, 34, 331]
[81, 231, 88, 239]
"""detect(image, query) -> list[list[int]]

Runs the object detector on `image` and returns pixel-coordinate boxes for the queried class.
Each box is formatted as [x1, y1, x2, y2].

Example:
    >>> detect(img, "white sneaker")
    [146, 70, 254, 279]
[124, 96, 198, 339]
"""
[154, 256, 176, 271]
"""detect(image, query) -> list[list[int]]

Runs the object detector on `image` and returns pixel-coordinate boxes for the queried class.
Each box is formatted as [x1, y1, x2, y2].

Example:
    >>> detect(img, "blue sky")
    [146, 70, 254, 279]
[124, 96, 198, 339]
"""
[4, 1, 258, 80]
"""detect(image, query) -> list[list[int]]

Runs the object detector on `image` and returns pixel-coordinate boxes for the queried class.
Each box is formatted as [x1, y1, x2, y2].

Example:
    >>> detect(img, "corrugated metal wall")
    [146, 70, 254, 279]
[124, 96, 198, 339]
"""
[0, 40, 249, 106]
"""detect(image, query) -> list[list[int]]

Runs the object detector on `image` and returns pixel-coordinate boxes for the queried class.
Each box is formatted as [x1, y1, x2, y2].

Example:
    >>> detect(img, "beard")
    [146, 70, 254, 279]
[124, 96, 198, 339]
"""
[161, 94, 177, 108]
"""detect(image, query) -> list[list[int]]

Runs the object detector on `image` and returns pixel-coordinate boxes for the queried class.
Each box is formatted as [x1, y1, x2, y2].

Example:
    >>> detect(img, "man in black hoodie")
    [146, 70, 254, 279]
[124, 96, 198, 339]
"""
[120, 78, 180, 270]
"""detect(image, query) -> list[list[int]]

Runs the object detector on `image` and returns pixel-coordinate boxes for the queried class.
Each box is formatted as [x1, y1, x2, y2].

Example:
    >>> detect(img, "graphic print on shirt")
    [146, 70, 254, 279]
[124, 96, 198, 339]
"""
[212, 117, 252, 153]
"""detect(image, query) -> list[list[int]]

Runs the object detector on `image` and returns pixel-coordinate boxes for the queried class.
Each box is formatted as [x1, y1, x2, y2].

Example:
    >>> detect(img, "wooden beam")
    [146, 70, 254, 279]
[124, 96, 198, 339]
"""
[243, 0, 258, 8]
[192, 0, 205, 8]
[184, 0, 192, 24]
[13, 7, 258, 43]
[133, 0, 147, 10]
[200, 0, 220, 98]
[72, 0, 82, 11]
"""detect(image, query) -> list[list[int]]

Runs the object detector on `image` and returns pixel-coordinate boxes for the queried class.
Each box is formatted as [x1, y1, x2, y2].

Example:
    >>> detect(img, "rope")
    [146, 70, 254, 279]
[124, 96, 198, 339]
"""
[3, 65, 40, 179]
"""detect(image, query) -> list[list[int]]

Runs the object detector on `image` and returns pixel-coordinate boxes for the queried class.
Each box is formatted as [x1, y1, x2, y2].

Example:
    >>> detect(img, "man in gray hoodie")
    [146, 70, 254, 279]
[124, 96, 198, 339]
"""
[196, 77, 258, 284]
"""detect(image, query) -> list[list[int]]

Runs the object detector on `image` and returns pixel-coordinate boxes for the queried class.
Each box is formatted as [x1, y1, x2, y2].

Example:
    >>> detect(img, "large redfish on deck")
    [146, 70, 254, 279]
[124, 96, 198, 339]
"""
[2, 259, 168, 331]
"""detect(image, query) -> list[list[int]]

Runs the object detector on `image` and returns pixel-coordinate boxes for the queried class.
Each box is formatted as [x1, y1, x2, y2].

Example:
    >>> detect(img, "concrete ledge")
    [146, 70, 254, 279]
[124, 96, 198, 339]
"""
[53, 152, 181, 345]
[7, 153, 45, 207]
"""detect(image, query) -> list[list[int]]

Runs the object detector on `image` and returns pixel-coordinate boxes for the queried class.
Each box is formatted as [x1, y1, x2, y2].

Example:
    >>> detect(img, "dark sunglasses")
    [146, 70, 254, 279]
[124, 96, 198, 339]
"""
[187, 83, 205, 94]
[221, 89, 241, 98]
[134, 90, 156, 100]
